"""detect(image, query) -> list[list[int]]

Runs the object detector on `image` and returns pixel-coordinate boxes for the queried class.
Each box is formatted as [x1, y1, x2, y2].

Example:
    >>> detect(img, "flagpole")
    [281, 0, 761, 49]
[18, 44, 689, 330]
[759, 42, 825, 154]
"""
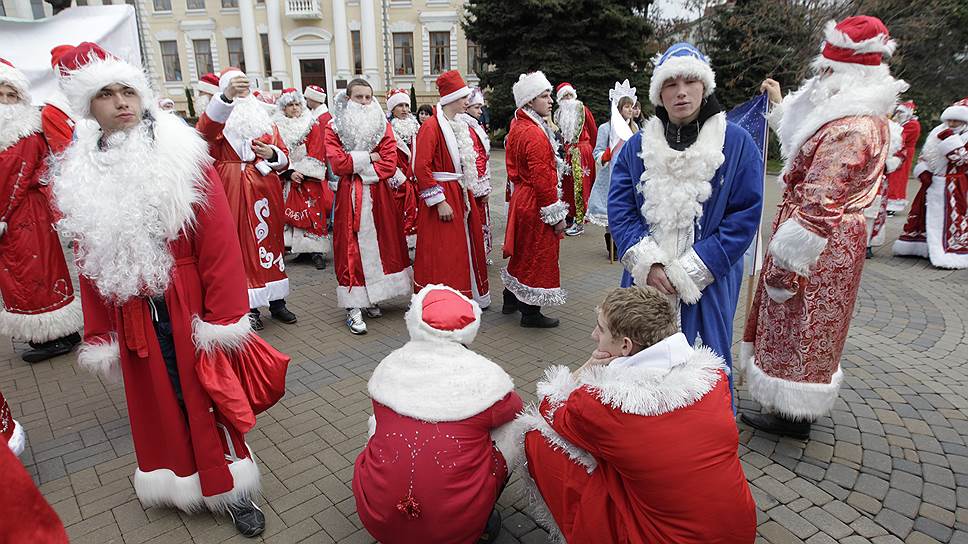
[744, 96, 771, 317]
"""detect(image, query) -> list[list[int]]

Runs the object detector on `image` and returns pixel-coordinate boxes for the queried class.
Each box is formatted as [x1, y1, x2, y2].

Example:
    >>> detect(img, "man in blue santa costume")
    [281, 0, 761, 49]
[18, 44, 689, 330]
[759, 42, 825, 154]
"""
[608, 42, 763, 386]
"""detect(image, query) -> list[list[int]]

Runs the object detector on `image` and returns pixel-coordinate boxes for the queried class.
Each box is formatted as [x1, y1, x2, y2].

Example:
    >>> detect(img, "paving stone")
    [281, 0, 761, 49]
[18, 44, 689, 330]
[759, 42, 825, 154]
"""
[801, 506, 853, 539]
[767, 505, 819, 539]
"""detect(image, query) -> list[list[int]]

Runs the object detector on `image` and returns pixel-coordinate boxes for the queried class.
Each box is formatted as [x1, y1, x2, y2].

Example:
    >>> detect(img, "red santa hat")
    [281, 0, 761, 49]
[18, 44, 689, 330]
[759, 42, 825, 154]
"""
[555, 82, 577, 101]
[436, 70, 471, 106]
[386, 88, 410, 112]
[304, 84, 326, 104]
[513, 71, 553, 109]
[218, 66, 246, 94]
[0, 58, 30, 103]
[941, 97, 968, 125]
[276, 87, 304, 109]
[467, 87, 485, 107]
[50, 44, 73, 70]
[56, 42, 155, 120]
[404, 284, 482, 345]
[813, 16, 896, 74]
[195, 72, 219, 96]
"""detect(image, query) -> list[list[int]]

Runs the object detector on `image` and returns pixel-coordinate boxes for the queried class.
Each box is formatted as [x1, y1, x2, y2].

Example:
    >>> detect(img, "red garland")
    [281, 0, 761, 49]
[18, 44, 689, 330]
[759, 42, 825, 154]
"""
[395, 493, 421, 519]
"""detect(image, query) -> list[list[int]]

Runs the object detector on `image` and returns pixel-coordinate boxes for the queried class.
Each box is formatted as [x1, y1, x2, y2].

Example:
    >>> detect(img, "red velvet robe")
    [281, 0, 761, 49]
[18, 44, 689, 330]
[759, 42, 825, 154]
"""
[502, 108, 566, 306]
[197, 98, 291, 309]
[325, 121, 412, 309]
[41, 102, 74, 155]
[280, 110, 334, 254]
[467, 121, 493, 255]
[391, 129, 419, 248]
[558, 103, 598, 222]
[0, 119, 80, 343]
[413, 107, 490, 307]
[886, 118, 921, 210]
[0, 436, 68, 543]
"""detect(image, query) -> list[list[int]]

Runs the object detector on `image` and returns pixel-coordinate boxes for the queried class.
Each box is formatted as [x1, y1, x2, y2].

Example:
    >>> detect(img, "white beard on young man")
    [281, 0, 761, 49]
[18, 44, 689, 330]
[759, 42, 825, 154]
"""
[0, 102, 41, 152]
[390, 115, 419, 146]
[224, 95, 275, 141]
[333, 97, 387, 152]
[273, 109, 314, 148]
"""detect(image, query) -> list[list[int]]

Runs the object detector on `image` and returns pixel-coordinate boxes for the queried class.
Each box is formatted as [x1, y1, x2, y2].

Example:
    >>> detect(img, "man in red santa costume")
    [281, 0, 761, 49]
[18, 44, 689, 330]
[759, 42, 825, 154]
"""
[460, 87, 494, 259]
[0, 58, 82, 363]
[325, 79, 412, 335]
[865, 118, 903, 257]
[42, 45, 78, 156]
[741, 16, 907, 438]
[508, 286, 756, 543]
[50, 42, 291, 537]
[197, 67, 298, 331]
[886, 100, 922, 214]
[353, 284, 524, 543]
[413, 70, 490, 308]
[893, 97, 968, 269]
[553, 82, 597, 237]
[193, 72, 219, 119]
[386, 87, 419, 249]
[273, 87, 333, 270]
[502, 71, 568, 327]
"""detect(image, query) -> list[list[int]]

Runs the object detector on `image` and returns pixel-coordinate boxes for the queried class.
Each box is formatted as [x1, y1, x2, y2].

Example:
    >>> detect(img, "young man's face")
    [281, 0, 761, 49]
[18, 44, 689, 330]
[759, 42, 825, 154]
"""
[392, 103, 410, 119]
[660, 76, 704, 124]
[466, 103, 483, 120]
[529, 90, 553, 117]
[592, 309, 632, 358]
[349, 84, 373, 106]
[306, 98, 321, 110]
[0, 84, 20, 105]
[946, 120, 966, 130]
[284, 102, 303, 118]
[90, 83, 142, 133]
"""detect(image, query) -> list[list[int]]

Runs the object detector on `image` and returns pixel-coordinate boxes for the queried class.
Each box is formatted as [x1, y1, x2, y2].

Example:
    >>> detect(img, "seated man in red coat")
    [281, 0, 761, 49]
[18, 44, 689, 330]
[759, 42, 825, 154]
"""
[353, 284, 524, 544]
[512, 286, 756, 544]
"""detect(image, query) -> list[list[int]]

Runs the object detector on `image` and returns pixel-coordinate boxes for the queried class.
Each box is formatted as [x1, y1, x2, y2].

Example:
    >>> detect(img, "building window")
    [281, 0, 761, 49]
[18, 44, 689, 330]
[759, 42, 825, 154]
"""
[30, 0, 44, 17]
[429, 31, 450, 75]
[226, 38, 245, 73]
[392, 32, 414, 76]
[221, 0, 237, 8]
[153, 0, 171, 10]
[260, 34, 272, 77]
[187, 0, 205, 9]
[0, 2, 6, 15]
[351, 30, 362, 75]
[467, 40, 483, 76]
[160, 41, 182, 81]
[193, 39, 214, 75]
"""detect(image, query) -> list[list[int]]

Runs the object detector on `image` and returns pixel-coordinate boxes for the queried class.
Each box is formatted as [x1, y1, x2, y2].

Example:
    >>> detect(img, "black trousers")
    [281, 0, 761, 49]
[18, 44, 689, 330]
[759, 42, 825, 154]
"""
[148, 296, 184, 406]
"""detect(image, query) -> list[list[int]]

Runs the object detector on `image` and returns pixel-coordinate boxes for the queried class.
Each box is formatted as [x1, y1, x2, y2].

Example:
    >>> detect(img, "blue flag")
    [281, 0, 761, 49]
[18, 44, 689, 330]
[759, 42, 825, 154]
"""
[727, 94, 770, 277]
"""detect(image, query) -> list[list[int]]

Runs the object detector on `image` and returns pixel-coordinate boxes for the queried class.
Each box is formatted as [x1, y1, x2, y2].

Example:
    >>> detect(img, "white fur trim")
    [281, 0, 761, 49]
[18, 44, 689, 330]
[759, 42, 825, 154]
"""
[289, 228, 330, 255]
[769, 219, 827, 276]
[518, 435, 567, 544]
[923, 174, 968, 269]
[404, 284, 482, 344]
[291, 157, 326, 180]
[513, 71, 553, 109]
[248, 278, 290, 308]
[555, 84, 576, 102]
[892, 238, 928, 258]
[265, 145, 288, 171]
[536, 366, 580, 422]
[191, 315, 252, 354]
[885, 120, 903, 174]
[304, 87, 326, 104]
[439, 85, 471, 106]
[678, 248, 714, 296]
[389, 168, 407, 189]
[941, 105, 968, 124]
[539, 200, 568, 225]
[0, 105, 41, 153]
[59, 56, 154, 119]
[218, 70, 245, 94]
[936, 135, 967, 157]
[386, 92, 410, 112]
[77, 337, 121, 383]
[0, 297, 82, 343]
[500, 268, 567, 307]
[133, 455, 260, 514]
[649, 55, 716, 107]
[195, 80, 219, 96]
[7, 419, 25, 457]
[516, 406, 597, 472]
[0, 63, 31, 101]
[737, 341, 754, 374]
[886, 199, 907, 212]
[367, 414, 376, 439]
[745, 356, 844, 421]
[885, 156, 901, 173]
[821, 19, 896, 57]
[621, 236, 705, 304]
[204, 95, 233, 124]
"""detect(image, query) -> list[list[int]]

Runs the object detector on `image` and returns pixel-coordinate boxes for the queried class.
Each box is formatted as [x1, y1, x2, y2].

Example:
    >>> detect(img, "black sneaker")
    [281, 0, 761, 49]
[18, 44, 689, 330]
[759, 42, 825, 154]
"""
[520, 312, 560, 328]
[478, 509, 502, 542]
[65, 332, 82, 346]
[269, 304, 298, 324]
[501, 289, 518, 315]
[227, 499, 265, 537]
[740, 411, 811, 440]
[248, 311, 264, 331]
[312, 253, 326, 270]
[22, 337, 74, 363]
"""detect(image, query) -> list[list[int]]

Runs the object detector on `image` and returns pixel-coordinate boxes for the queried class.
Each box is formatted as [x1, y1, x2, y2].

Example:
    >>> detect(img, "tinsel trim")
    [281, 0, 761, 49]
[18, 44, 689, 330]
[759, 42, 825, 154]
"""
[500, 268, 567, 307]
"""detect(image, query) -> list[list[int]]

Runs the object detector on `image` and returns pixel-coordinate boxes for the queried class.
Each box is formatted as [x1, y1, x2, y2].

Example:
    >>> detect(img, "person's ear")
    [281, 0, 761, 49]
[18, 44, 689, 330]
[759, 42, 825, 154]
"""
[621, 337, 635, 356]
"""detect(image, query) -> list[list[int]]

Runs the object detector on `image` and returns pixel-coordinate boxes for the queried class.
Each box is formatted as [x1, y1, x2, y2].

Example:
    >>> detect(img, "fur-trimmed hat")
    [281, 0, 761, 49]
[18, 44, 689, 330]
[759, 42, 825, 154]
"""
[56, 42, 155, 119]
[304, 84, 326, 104]
[436, 70, 471, 106]
[404, 284, 482, 345]
[50, 45, 73, 71]
[218, 66, 245, 94]
[467, 87, 485, 107]
[942, 98, 968, 125]
[649, 42, 715, 107]
[386, 88, 410, 112]
[555, 82, 576, 101]
[195, 72, 219, 96]
[276, 87, 304, 109]
[0, 58, 30, 103]
[513, 71, 552, 109]
[812, 16, 896, 75]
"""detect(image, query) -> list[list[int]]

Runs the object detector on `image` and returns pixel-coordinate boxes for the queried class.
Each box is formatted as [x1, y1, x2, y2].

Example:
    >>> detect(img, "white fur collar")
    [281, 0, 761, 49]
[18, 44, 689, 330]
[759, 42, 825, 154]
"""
[638, 113, 725, 232]
[45, 91, 74, 119]
[0, 104, 41, 152]
[776, 67, 905, 174]
[368, 340, 515, 422]
[607, 332, 692, 371]
[272, 110, 314, 149]
[458, 112, 490, 155]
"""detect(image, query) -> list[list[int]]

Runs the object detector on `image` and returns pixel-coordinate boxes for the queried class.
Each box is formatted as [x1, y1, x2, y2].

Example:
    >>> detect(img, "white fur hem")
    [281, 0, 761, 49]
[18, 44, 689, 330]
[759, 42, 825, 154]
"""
[0, 297, 82, 343]
[192, 315, 252, 354]
[769, 219, 827, 276]
[885, 156, 901, 173]
[886, 199, 907, 212]
[892, 238, 928, 258]
[133, 455, 261, 514]
[77, 337, 121, 383]
[289, 228, 330, 255]
[745, 358, 844, 421]
[736, 341, 754, 374]
[923, 176, 968, 269]
[336, 269, 412, 308]
[248, 278, 290, 309]
[291, 157, 326, 180]
[7, 419, 25, 457]
[500, 268, 567, 307]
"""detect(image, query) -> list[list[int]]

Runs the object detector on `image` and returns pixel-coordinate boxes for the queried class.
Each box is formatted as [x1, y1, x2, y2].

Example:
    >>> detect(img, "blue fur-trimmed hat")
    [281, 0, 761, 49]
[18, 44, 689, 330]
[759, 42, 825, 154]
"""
[649, 42, 716, 107]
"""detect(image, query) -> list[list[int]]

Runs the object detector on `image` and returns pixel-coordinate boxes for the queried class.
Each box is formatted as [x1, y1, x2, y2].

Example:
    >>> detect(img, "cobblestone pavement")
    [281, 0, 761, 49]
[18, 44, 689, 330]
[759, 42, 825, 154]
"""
[4, 150, 967, 543]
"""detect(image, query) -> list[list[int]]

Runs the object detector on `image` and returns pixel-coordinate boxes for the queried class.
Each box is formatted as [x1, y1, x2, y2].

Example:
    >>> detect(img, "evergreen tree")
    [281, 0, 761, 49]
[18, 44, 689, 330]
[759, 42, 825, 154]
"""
[463, 0, 654, 130]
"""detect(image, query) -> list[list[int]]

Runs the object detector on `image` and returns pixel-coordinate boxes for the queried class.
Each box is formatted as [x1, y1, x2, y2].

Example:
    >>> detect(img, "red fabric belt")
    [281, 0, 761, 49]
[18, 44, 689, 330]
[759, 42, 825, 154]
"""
[352, 179, 363, 233]
[121, 299, 150, 359]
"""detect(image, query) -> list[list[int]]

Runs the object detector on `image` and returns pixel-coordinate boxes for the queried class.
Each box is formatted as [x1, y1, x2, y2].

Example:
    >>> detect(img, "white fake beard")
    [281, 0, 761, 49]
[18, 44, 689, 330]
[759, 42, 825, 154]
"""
[334, 99, 386, 151]
[448, 117, 478, 190]
[555, 99, 583, 144]
[390, 115, 419, 146]
[0, 102, 38, 151]
[225, 95, 274, 141]
[272, 109, 313, 148]
[55, 122, 180, 303]
[195, 94, 211, 115]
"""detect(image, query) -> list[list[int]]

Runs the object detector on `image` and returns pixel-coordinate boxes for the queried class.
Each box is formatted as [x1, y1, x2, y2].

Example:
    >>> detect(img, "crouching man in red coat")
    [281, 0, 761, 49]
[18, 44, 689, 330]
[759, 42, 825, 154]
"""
[50, 43, 290, 538]
[509, 286, 756, 544]
[353, 284, 524, 543]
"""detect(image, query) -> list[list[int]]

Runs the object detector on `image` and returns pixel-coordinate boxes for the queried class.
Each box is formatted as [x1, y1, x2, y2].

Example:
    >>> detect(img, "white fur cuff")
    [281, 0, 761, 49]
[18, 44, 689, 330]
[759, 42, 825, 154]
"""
[746, 360, 844, 421]
[350, 150, 372, 175]
[420, 185, 445, 207]
[623, 236, 667, 284]
[769, 219, 827, 277]
[389, 168, 407, 189]
[192, 315, 252, 353]
[539, 200, 568, 225]
[78, 338, 122, 383]
[266, 145, 289, 171]
[885, 156, 901, 173]
[205, 95, 233, 124]
[623, 236, 705, 304]
[677, 249, 713, 298]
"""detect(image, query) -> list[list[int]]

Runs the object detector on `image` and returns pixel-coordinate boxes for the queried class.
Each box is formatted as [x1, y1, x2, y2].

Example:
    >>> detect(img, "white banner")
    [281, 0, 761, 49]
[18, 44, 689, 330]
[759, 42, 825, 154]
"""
[0, 5, 142, 106]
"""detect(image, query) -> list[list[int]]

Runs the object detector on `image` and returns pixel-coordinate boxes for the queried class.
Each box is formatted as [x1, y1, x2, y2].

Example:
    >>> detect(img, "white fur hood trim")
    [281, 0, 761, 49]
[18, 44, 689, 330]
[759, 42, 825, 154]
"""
[0, 105, 41, 153]
[368, 340, 515, 422]
[404, 284, 482, 344]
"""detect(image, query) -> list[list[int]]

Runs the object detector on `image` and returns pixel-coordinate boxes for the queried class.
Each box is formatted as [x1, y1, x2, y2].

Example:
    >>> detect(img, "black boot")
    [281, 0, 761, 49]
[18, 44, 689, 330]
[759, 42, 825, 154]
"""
[65, 332, 81, 346]
[311, 253, 326, 270]
[22, 336, 75, 363]
[866, 247, 874, 259]
[519, 303, 559, 328]
[477, 509, 503, 542]
[269, 300, 298, 324]
[740, 411, 811, 440]
[604, 232, 617, 260]
[501, 288, 518, 315]
[227, 499, 265, 537]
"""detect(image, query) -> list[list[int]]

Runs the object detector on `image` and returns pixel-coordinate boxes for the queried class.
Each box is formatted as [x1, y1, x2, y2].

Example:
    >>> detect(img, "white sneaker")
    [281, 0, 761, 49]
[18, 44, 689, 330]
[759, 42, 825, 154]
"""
[364, 305, 382, 318]
[346, 308, 367, 335]
[565, 224, 584, 236]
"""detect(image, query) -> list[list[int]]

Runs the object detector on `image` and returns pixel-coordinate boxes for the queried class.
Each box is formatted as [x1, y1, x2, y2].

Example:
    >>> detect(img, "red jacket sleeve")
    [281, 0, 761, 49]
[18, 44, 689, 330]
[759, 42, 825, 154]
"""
[487, 391, 524, 429]
[413, 116, 442, 193]
[471, 130, 488, 178]
[324, 121, 355, 177]
[195, 96, 232, 145]
[373, 124, 399, 180]
[581, 106, 598, 147]
[898, 120, 921, 161]
[41, 107, 74, 155]
[0, 135, 46, 224]
[525, 126, 560, 209]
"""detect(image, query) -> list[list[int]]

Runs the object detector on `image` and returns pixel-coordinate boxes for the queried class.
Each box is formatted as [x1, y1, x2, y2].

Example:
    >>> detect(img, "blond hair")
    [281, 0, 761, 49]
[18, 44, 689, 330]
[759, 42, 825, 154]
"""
[600, 286, 677, 351]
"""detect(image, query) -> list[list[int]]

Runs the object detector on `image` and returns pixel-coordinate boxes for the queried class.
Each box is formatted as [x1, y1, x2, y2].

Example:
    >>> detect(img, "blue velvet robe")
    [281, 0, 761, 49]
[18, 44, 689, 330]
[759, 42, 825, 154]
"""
[607, 121, 763, 378]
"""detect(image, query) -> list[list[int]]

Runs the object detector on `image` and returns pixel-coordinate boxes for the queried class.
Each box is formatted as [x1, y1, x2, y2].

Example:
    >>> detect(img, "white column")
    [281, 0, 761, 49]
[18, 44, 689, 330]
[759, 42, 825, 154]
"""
[238, 0, 264, 86]
[359, 0, 380, 89]
[264, 0, 288, 85]
[9, 0, 34, 19]
[331, 0, 351, 81]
